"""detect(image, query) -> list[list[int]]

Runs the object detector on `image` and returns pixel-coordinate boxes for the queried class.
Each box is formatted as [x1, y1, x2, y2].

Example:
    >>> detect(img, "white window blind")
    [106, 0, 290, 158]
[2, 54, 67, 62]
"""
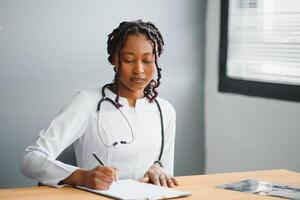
[227, 0, 300, 85]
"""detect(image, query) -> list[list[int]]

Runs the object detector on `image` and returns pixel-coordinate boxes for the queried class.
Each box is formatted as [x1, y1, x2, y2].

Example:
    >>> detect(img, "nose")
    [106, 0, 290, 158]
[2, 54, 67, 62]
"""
[133, 61, 144, 74]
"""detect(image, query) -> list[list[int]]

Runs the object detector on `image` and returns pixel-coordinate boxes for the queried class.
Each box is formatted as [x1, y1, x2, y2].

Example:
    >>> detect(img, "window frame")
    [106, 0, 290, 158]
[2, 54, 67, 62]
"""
[218, 0, 300, 102]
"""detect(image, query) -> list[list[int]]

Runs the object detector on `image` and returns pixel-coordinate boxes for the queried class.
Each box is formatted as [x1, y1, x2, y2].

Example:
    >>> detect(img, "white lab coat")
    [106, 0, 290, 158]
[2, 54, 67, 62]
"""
[20, 87, 176, 187]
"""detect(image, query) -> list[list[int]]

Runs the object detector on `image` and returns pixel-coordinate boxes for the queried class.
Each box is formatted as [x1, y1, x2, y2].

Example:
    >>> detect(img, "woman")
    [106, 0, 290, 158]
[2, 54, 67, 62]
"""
[20, 20, 178, 190]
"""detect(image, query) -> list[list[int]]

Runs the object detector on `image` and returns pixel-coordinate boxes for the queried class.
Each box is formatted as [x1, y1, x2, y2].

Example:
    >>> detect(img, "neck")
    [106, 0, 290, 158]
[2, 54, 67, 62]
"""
[107, 83, 144, 107]
[120, 91, 144, 108]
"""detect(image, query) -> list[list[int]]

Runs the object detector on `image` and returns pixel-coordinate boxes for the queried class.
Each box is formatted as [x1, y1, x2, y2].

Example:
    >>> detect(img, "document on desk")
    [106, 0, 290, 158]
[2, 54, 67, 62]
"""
[76, 179, 191, 200]
[217, 179, 300, 200]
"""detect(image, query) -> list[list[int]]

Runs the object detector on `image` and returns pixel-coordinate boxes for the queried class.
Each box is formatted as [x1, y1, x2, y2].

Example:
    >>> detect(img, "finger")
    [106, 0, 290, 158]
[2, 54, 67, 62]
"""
[166, 176, 175, 188]
[95, 165, 113, 176]
[112, 167, 119, 181]
[101, 167, 114, 177]
[95, 179, 111, 190]
[91, 177, 111, 190]
[94, 169, 114, 183]
[159, 175, 167, 187]
[148, 172, 160, 186]
[171, 177, 179, 186]
[139, 177, 150, 183]
[98, 172, 114, 184]
[139, 173, 149, 183]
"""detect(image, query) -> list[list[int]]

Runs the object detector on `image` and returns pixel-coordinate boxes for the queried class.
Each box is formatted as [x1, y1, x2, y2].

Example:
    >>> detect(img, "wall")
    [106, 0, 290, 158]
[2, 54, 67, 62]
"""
[205, 0, 300, 174]
[0, 0, 206, 187]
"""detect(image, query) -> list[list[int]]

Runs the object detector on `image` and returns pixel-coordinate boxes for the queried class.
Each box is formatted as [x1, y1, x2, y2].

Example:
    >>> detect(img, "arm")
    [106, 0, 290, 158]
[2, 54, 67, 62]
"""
[20, 92, 89, 187]
[140, 102, 177, 187]
[160, 104, 176, 175]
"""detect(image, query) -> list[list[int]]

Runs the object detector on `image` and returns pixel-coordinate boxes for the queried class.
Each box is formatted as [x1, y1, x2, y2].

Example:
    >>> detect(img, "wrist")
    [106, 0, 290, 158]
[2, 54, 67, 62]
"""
[153, 160, 163, 168]
[63, 168, 85, 186]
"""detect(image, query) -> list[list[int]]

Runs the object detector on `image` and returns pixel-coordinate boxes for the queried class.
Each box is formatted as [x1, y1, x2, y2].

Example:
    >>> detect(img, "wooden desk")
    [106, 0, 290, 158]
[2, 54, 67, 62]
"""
[1, 169, 299, 199]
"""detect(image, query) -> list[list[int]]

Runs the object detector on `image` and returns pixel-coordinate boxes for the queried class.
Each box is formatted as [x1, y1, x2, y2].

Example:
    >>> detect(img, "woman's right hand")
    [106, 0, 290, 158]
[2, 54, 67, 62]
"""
[63, 166, 118, 190]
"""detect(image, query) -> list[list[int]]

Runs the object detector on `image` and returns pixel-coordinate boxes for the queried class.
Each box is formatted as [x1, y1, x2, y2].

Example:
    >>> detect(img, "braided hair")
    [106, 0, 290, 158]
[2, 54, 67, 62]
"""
[106, 20, 164, 107]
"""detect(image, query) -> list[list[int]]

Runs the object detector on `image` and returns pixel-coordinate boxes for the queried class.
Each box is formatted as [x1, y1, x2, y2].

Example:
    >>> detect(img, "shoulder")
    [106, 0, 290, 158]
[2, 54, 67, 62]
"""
[155, 97, 176, 120]
[156, 97, 175, 113]
[78, 87, 102, 101]
[74, 87, 102, 113]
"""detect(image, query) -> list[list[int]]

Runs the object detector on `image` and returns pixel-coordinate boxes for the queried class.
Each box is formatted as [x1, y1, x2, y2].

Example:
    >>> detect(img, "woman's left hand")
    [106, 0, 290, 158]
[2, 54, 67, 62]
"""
[139, 164, 178, 187]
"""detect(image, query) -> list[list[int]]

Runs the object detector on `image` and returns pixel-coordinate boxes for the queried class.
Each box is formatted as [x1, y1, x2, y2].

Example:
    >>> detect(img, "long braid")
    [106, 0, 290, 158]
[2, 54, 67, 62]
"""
[142, 28, 163, 102]
[106, 20, 165, 105]
[113, 68, 122, 108]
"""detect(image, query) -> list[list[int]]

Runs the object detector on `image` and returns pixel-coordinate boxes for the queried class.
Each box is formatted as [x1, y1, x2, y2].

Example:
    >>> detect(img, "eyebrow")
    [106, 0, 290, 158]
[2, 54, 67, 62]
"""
[121, 52, 153, 56]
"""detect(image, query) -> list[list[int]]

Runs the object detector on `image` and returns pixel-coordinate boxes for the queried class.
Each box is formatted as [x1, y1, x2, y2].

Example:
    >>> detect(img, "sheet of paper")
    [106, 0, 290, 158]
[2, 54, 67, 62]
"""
[217, 179, 300, 200]
[77, 179, 191, 200]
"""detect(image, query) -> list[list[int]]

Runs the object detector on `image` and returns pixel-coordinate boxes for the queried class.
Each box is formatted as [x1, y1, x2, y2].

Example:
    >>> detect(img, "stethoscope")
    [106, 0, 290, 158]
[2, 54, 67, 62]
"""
[96, 85, 165, 166]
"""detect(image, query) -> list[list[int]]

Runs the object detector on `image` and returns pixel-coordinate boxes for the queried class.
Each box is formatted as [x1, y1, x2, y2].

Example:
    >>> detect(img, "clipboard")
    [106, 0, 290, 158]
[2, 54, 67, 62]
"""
[76, 179, 191, 200]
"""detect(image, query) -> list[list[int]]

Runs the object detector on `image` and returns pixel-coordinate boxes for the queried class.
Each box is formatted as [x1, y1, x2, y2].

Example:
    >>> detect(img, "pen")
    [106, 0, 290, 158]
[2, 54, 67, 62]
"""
[93, 152, 105, 166]
[93, 152, 118, 181]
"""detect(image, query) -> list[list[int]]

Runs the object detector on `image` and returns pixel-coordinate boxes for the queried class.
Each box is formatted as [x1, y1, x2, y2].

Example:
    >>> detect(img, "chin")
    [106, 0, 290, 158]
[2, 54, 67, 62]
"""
[127, 83, 146, 91]
[130, 86, 146, 91]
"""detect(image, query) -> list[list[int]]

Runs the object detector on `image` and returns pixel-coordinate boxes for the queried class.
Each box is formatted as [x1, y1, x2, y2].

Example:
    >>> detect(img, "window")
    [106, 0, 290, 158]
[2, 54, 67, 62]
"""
[219, 0, 300, 102]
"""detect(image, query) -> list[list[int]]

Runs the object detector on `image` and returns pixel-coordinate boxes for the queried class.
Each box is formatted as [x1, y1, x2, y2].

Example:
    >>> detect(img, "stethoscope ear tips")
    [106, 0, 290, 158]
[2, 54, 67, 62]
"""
[120, 141, 127, 144]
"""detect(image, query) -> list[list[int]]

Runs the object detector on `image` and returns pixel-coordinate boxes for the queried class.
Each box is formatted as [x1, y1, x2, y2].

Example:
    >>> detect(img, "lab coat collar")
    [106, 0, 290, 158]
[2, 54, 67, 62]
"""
[103, 87, 149, 108]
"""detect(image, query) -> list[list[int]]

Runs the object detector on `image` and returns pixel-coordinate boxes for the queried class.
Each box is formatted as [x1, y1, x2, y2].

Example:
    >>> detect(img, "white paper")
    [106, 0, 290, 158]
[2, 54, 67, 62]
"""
[217, 179, 300, 200]
[76, 179, 191, 200]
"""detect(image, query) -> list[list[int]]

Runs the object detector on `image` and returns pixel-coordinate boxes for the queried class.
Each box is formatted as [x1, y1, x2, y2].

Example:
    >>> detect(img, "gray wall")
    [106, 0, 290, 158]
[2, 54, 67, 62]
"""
[0, 0, 206, 188]
[205, 0, 300, 174]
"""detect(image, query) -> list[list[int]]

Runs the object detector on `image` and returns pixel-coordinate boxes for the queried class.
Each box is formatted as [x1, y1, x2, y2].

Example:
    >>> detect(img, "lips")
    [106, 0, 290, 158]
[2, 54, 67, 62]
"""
[130, 77, 146, 83]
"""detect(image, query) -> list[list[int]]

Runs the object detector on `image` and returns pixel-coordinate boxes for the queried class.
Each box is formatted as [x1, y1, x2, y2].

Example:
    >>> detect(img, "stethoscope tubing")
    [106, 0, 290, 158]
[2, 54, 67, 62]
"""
[96, 87, 165, 163]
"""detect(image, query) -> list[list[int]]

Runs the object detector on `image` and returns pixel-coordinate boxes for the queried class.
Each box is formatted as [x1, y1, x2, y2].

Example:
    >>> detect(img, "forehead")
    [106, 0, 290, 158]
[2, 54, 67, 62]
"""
[121, 34, 153, 54]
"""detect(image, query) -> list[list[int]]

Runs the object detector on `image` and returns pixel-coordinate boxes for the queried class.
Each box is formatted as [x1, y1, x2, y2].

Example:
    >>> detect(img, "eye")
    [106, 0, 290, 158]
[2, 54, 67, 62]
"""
[123, 59, 134, 63]
[143, 60, 154, 64]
